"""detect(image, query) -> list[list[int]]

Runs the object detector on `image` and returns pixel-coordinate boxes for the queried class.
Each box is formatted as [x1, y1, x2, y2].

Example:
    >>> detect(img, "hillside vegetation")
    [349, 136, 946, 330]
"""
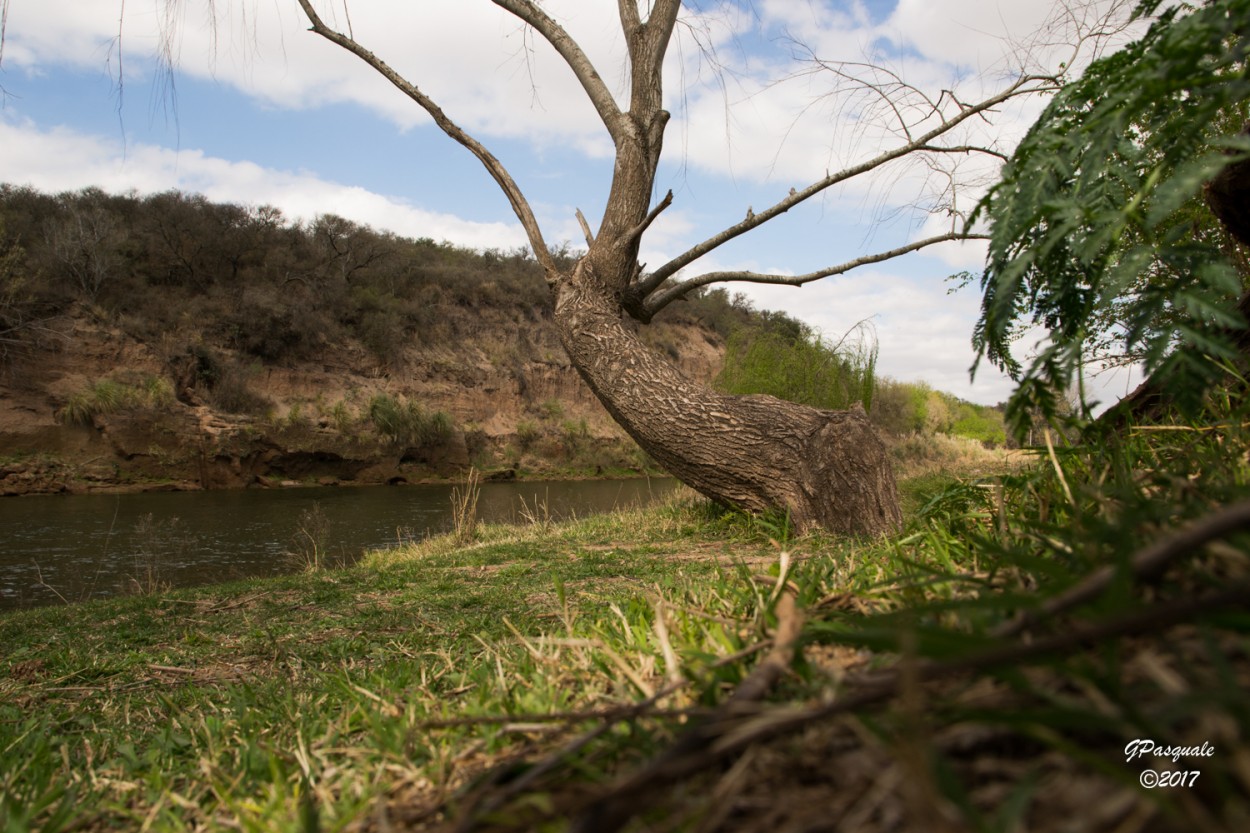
[0, 184, 1007, 496]
[0, 185, 748, 493]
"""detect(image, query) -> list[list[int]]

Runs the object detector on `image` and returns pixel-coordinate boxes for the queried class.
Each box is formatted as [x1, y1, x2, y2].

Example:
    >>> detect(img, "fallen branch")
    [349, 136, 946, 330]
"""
[569, 581, 1250, 833]
[992, 498, 1250, 639]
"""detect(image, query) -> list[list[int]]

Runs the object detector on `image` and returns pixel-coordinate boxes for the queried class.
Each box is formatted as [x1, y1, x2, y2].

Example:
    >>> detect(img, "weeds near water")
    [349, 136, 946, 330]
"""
[126, 513, 190, 596]
[285, 503, 332, 572]
[517, 489, 553, 532]
[451, 467, 481, 544]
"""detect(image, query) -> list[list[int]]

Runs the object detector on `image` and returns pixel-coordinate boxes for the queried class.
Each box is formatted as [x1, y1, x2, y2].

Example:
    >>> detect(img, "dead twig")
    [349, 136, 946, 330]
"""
[569, 581, 1250, 833]
[728, 592, 803, 705]
[992, 498, 1250, 639]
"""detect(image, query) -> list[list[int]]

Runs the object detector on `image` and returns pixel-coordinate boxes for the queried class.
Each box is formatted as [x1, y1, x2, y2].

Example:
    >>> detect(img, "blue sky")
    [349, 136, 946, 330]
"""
[0, 0, 1144, 406]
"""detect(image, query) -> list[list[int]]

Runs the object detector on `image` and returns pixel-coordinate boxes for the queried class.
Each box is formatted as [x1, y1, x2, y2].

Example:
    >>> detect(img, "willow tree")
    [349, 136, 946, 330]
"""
[129, 1, 1130, 533]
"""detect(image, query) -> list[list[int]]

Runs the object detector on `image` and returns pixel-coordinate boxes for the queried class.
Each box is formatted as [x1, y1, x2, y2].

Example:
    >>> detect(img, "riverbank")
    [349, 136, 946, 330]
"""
[3, 430, 1245, 831]
[0, 447, 665, 500]
[0, 296, 720, 498]
[0, 476, 683, 611]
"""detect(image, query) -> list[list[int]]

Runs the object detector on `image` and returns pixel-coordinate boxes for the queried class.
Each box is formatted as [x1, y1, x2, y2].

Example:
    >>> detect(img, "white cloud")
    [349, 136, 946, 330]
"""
[2, 0, 623, 155]
[0, 117, 526, 249]
[4, 1, 1135, 173]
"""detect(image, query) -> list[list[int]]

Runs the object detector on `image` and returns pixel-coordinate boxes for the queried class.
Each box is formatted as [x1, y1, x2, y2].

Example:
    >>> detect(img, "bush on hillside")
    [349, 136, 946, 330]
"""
[367, 394, 453, 447]
[870, 378, 1006, 446]
[715, 321, 877, 412]
[57, 374, 175, 426]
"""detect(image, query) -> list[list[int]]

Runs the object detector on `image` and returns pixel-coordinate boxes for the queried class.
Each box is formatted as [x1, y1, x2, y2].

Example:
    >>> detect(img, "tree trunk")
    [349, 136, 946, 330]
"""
[553, 259, 902, 537]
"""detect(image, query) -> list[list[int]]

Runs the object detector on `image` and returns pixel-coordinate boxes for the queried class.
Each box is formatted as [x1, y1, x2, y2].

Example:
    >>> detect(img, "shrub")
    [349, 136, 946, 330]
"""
[206, 362, 273, 416]
[560, 418, 590, 458]
[326, 399, 356, 434]
[515, 419, 540, 451]
[715, 322, 877, 412]
[949, 402, 1007, 446]
[368, 393, 453, 447]
[57, 374, 175, 425]
[870, 379, 927, 435]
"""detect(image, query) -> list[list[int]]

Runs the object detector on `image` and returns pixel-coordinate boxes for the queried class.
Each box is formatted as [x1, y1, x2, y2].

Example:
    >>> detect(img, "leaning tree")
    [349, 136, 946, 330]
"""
[262, 1, 1142, 534]
[19, 0, 1137, 534]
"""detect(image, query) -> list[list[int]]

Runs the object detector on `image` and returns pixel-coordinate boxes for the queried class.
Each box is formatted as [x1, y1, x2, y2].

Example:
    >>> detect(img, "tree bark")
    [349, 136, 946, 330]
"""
[553, 258, 903, 537]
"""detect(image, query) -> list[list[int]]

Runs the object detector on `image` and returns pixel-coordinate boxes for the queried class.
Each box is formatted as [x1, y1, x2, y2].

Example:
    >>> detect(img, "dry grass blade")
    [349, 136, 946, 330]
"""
[568, 570, 1250, 833]
[451, 468, 481, 544]
[992, 497, 1250, 638]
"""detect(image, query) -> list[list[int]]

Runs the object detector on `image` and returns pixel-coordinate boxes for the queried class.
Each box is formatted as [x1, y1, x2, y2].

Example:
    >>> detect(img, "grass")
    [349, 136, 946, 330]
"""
[2, 415, 1248, 831]
[367, 393, 454, 447]
[0, 490, 788, 831]
[56, 374, 176, 426]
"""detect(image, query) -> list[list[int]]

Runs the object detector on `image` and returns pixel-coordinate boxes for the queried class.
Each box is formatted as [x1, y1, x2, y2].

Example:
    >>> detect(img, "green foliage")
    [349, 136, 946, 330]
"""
[871, 378, 1007, 446]
[366, 393, 453, 447]
[973, 0, 1250, 437]
[514, 418, 540, 451]
[715, 321, 878, 412]
[949, 402, 1006, 446]
[56, 374, 175, 426]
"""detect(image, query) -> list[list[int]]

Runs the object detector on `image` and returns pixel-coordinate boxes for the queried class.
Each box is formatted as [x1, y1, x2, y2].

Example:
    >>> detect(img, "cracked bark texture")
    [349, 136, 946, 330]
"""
[554, 260, 902, 536]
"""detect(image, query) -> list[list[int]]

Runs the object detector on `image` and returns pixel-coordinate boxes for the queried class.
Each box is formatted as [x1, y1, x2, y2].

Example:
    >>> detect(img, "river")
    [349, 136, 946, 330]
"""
[0, 477, 679, 611]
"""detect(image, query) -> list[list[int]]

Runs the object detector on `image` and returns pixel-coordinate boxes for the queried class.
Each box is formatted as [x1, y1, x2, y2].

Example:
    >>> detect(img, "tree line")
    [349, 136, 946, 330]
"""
[0, 185, 764, 368]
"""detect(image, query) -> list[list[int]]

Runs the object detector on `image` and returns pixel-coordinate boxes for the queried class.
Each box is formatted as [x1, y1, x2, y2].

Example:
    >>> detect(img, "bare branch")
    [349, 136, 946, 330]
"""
[992, 499, 1250, 639]
[644, 231, 987, 316]
[917, 145, 1011, 162]
[620, 189, 672, 253]
[491, 0, 626, 143]
[292, 0, 555, 274]
[576, 209, 595, 248]
[639, 74, 1044, 298]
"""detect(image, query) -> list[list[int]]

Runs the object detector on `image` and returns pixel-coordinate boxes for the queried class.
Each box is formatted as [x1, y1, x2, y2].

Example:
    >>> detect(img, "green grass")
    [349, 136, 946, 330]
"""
[367, 393, 454, 447]
[56, 374, 176, 426]
[3, 413, 1248, 831]
[0, 491, 793, 831]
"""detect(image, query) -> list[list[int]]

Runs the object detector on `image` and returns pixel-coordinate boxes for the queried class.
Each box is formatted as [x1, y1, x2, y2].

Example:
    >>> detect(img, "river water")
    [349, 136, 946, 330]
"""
[0, 478, 678, 611]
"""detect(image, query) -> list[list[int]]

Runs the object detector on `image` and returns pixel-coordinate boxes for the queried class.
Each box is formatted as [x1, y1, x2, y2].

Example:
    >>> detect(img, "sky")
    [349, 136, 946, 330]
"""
[0, 0, 1146, 406]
